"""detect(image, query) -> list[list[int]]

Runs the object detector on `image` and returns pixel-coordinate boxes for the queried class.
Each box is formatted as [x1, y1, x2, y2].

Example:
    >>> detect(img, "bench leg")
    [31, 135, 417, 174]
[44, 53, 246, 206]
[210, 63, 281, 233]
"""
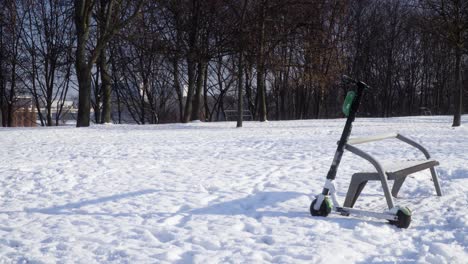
[391, 167, 442, 198]
[379, 172, 395, 209]
[430, 167, 443, 196]
[344, 180, 367, 208]
[391, 176, 407, 198]
[344, 173, 377, 208]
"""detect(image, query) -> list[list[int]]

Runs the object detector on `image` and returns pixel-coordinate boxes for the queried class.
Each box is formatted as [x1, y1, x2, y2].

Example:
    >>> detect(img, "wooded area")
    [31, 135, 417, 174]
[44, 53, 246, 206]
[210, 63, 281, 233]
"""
[0, 0, 467, 127]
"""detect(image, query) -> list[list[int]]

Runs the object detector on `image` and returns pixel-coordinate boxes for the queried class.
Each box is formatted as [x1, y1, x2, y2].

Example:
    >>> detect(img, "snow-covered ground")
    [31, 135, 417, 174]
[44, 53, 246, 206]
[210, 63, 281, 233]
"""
[1, 116, 467, 263]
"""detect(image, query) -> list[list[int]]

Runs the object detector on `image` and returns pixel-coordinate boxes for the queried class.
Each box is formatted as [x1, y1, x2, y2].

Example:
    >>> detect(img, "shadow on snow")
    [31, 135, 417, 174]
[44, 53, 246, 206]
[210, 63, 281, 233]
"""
[190, 191, 307, 218]
[18, 189, 394, 228]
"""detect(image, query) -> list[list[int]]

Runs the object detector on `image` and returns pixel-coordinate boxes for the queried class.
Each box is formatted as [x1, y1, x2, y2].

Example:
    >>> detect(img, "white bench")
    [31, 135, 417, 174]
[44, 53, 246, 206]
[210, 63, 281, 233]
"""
[343, 133, 442, 209]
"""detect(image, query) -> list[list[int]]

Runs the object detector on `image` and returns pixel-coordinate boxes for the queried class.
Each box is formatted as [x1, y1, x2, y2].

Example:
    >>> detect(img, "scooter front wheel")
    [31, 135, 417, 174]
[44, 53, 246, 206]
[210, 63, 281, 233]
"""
[310, 197, 332, 217]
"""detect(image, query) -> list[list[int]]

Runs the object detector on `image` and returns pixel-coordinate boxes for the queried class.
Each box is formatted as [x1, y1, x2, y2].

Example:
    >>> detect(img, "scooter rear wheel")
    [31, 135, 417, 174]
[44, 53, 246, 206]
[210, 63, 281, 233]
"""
[389, 207, 412, 228]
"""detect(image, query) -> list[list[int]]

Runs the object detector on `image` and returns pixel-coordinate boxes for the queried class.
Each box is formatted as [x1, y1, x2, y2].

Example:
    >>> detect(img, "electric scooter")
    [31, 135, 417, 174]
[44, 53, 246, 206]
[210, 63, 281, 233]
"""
[310, 76, 412, 228]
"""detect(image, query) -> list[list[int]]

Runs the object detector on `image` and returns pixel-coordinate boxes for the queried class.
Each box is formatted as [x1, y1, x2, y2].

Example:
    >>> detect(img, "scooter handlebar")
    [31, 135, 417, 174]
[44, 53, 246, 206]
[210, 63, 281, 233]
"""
[342, 75, 358, 85]
[342, 75, 371, 91]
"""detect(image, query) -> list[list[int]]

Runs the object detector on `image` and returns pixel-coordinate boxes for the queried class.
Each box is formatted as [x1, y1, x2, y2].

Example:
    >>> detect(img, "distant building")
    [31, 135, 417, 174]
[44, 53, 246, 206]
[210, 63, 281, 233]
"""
[39, 100, 78, 125]
[12, 96, 37, 127]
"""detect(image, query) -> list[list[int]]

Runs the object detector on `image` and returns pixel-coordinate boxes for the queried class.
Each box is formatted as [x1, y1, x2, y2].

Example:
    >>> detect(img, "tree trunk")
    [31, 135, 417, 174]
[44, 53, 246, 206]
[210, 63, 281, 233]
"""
[100, 49, 112, 123]
[0, 77, 5, 127]
[452, 46, 462, 127]
[203, 63, 210, 121]
[191, 61, 205, 121]
[172, 58, 184, 122]
[183, 55, 196, 123]
[46, 102, 53, 126]
[45, 51, 57, 126]
[74, 0, 92, 127]
[7, 56, 16, 127]
[93, 70, 101, 124]
[183, 0, 200, 123]
[172, 5, 184, 123]
[116, 88, 122, 124]
[245, 64, 255, 120]
[76, 17, 92, 126]
[0, 22, 4, 127]
[237, 51, 244, 127]
[140, 79, 147, 124]
[0, 44, 5, 127]
[77, 64, 92, 127]
[257, 0, 267, 122]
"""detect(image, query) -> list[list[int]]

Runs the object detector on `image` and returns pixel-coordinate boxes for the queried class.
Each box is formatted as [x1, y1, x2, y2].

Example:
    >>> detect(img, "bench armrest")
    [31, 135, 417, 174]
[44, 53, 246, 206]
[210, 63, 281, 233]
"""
[395, 134, 431, 159]
[347, 133, 398, 145]
[346, 133, 431, 160]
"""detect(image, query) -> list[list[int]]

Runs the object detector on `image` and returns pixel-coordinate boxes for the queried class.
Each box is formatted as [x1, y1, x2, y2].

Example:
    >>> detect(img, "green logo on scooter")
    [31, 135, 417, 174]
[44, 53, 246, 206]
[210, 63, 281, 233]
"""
[342, 91, 356, 117]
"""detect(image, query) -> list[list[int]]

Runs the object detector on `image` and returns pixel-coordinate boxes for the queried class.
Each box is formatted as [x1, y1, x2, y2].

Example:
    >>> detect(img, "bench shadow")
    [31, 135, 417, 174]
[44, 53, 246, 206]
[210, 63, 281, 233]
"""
[15, 189, 394, 230]
[25, 189, 159, 216]
[19, 190, 308, 219]
[190, 191, 309, 218]
[439, 168, 468, 180]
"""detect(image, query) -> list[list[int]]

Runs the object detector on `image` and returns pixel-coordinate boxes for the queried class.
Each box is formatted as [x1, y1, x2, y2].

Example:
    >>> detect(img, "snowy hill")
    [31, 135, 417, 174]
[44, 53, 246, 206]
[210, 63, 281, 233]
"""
[1, 116, 467, 263]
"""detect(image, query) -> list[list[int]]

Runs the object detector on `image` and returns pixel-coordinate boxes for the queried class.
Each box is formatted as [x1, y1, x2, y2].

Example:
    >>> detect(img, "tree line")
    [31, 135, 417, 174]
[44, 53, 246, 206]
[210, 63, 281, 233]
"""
[0, 0, 466, 128]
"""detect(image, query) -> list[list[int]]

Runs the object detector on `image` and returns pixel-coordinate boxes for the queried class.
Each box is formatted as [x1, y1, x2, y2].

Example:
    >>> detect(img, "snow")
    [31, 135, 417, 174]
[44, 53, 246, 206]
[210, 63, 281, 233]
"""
[0, 116, 467, 263]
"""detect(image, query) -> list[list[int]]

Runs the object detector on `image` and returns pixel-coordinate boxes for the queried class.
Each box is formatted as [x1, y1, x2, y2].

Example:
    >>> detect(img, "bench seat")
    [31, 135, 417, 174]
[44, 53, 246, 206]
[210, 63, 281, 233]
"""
[384, 159, 439, 179]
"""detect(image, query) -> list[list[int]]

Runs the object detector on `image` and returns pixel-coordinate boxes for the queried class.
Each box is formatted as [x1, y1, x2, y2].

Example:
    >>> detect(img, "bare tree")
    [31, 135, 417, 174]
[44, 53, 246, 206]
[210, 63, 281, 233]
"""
[1, 0, 27, 127]
[421, 0, 467, 126]
[73, 0, 142, 127]
[2, 0, 463, 128]
[0, 7, 7, 126]
[21, 0, 74, 126]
